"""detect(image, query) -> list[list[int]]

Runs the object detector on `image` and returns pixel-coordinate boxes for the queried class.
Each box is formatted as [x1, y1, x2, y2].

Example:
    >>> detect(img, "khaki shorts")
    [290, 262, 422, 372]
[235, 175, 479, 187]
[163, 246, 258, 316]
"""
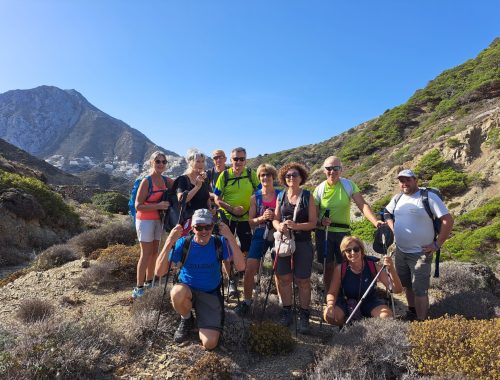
[395, 248, 432, 296]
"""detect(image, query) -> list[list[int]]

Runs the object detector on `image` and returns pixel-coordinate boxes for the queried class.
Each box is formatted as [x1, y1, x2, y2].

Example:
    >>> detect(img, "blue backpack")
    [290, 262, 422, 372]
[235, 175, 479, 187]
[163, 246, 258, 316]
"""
[128, 175, 168, 224]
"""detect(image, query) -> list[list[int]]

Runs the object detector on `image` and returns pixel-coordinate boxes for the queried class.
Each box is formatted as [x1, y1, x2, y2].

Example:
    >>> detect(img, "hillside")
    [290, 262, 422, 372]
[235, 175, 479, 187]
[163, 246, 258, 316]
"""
[0, 86, 186, 178]
[250, 38, 500, 213]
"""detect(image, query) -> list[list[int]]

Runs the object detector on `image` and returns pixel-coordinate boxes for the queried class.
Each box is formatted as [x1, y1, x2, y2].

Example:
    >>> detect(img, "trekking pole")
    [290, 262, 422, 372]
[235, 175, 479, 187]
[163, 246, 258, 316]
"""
[153, 197, 169, 288]
[381, 234, 396, 317]
[151, 191, 188, 342]
[226, 216, 238, 301]
[252, 245, 265, 315]
[260, 226, 282, 321]
[290, 229, 298, 337]
[320, 208, 330, 331]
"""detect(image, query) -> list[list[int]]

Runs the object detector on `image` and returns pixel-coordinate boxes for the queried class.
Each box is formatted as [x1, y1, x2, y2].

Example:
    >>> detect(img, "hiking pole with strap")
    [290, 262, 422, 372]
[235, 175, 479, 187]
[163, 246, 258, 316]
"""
[320, 208, 330, 331]
[291, 229, 298, 337]
[153, 189, 170, 288]
[381, 233, 396, 317]
[152, 191, 188, 342]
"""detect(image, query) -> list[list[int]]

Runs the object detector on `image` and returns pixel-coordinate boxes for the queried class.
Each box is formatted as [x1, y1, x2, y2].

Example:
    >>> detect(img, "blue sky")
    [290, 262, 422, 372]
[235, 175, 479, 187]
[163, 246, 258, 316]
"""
[0, 1, 498, 160]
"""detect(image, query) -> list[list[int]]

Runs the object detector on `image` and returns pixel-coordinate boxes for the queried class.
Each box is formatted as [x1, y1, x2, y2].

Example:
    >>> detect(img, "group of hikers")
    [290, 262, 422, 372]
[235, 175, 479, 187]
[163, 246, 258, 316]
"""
[132, 147, 454, 350]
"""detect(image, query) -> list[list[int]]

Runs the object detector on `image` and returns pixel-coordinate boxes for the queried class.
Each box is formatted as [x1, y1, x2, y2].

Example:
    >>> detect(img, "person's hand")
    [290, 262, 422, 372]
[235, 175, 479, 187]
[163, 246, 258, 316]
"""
[321, 217, 331, 227]
[218, 222, 232, 239]
[375, 220, 386, 227]
[325, 304, 335, 321]
[166, 224, 183, 245]
[278, 222, 289, 234]
[232, 205, 245, 216]
[284, 220, 298, 231]
[262, 208, 275, 221]
[157, 201, 170, 210]
[195, 171, 206, 187]
[383, 255, 394, 269]
[422, 241, 439, 254]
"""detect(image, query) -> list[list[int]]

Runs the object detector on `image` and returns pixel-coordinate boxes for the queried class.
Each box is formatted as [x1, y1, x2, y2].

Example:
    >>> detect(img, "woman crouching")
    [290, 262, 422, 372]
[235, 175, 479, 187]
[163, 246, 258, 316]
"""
[324, 236, 402, 325]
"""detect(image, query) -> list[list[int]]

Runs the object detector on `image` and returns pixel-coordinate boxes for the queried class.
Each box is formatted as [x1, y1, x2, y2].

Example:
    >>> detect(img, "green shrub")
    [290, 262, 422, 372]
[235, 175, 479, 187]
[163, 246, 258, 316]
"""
[249, 321, 295, 355]
[433, 125, 454, 138]
[16, 298, 55, 323]
[428, 168, 468, 197]
[351, 218, 376, 242]
[91, 192, 129, 214]
[0, 170, 81, 231]
[372, 194, 393, 214]
[455, 197, 500, 228]
[486, 125, 500, 148]
[414, 149, 448, 181]
[446, 137, 461, 148]
[409, 316, 500, 379]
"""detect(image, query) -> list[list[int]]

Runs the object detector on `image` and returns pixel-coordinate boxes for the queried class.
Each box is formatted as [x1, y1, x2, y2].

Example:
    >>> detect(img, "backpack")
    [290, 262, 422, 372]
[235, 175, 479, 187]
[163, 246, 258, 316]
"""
[277, 189, 310, 221]
[128, 175, 168, 225]
[384, 187, 443, 277]
[222, 167, 259, 191]
[255, 188, 281, 215]
[341, 256, 378, 283]
[162, 175, 199, 231]
[314, 178, 354, 229]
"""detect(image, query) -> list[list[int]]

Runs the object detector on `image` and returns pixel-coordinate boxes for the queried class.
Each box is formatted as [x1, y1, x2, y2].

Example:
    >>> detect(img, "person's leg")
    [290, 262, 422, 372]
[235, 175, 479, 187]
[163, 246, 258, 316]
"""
[371, 304, 393, 319]
[136, 241, 154, 286]
[296, 277, 312, 309]
[243, 258, 260, 300]
[276, 273, 293, 306]
[170, 284, 193, 316]
[145, 239, 160, 283]
[410, 252, 432, 320]
[199, 329, 221, 350]
[394, 248, 415, 317]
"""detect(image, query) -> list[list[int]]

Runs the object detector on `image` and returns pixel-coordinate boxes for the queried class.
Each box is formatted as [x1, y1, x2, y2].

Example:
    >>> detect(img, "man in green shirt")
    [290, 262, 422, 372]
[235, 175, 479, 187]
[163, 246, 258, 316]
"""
[314, 155, 382, 292]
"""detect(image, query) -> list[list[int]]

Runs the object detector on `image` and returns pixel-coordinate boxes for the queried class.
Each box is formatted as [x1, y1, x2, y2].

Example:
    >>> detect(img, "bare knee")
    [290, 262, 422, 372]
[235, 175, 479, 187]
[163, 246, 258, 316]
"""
[170, 284, 191, 305]
[372, 305, 393, 319]
[199, 329, 220, 350]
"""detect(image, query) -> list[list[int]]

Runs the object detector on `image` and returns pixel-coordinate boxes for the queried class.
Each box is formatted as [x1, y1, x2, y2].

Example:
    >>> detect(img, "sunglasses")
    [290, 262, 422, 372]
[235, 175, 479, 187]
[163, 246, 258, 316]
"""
[343, 246, 361, 254]
[212, 155, 225, 160]
[232, 157, 246, 162]
[285, 172, 300, 179]
[325, 166, 342, 172]
[155, 159, 167, 164]
[260, 173, 272, 178]
[193, 224, 214, 231]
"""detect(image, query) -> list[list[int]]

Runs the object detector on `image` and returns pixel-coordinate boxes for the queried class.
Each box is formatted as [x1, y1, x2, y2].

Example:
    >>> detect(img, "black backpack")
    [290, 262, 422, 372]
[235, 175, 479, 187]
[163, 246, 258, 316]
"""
[384, 187, 443, 277]
[222, 167, 259, 190]
[162, 175, 197, 231]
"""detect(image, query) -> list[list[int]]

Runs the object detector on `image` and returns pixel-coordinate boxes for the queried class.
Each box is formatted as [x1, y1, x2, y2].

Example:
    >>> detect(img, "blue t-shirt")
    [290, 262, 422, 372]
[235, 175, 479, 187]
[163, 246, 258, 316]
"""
[169, 236, 231, 292]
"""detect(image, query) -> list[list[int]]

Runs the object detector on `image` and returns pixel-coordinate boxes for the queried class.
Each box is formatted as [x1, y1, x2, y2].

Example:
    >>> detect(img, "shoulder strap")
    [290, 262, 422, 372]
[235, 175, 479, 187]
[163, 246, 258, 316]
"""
[339, 178, 353, 198]
[366, 259, 377, 279]
[161, 175, 169, 189]
[180, 235, 193, 268]
[255, 189, 263, 215]
[146, 175, 153, 194]
[419, 188, 434, 220]
[341, 261, 348, 282]
[214, 236, 224, 262]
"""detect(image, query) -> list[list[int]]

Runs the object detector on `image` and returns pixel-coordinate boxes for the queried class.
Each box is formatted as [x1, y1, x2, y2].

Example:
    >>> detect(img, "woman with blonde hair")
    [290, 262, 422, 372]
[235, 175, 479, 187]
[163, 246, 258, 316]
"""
[133, 151, 174, 298]
[324, 235, 402, 325]
[272, 162, 317, 333]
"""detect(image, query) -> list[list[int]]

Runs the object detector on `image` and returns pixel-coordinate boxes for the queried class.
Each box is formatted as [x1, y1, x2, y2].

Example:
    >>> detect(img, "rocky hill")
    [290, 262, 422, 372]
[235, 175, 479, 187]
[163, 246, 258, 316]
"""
[250, 38, 500, 214]
[0, 86, 186, 178]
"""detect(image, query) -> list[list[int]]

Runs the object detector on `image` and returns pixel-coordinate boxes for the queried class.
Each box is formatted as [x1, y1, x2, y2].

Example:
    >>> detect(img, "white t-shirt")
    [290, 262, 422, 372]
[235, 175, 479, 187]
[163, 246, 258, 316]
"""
[385, 190, 449, 253]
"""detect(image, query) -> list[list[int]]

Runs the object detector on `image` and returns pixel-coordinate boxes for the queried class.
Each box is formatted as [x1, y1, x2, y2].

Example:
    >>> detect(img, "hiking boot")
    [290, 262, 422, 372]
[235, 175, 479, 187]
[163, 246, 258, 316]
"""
[298, 309, 310, 334]
[174, 314, 194, 343]
[132, 287, 145, 299]
[235, 301, 250, 317]
[400, 309, 417, 322]
[228, 279, 240, 298]
[279, 307, 293, 327]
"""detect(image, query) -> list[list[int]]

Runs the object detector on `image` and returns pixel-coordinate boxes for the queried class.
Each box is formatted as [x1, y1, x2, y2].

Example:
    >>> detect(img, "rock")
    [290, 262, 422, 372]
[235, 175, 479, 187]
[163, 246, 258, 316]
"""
[0, 188, 45, 220]
[81, 259, 90, 268]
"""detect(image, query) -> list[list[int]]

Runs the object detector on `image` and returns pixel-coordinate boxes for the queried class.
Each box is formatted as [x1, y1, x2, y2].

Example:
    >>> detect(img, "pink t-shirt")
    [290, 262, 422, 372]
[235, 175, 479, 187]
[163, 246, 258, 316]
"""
[136, 181, 166, 221]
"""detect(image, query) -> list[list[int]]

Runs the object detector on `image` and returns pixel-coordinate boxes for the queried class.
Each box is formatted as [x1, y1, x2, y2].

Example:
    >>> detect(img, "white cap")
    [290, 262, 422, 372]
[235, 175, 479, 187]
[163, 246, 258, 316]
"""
[397, 169, 417, 178]
[191, 209, 213, 225]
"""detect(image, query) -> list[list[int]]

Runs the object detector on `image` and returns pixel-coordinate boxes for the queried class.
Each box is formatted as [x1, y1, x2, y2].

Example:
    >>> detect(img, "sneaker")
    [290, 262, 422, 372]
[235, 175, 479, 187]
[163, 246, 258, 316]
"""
[132, 287, 145, 299]
[235, 301, 250, 317]
[174, 314, 194, 343]
[279, 307, 293, 327]
[144, 281, 153, 289]
[298, 309, 310, 334]
[228, 279, 240, 298]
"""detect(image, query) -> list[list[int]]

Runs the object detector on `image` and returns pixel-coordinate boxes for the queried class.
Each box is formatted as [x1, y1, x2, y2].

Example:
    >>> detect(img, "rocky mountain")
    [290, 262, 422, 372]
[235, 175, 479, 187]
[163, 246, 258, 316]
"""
[0, 86, 186, 179]
[250, 38, 500, 214]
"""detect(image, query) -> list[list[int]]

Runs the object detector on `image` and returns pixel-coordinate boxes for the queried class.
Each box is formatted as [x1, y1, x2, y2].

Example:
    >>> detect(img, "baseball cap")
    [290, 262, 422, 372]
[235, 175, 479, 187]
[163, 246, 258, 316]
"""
[373, 224, 394, 254]
[397, 169, 417, 178]
[191, 209, 213, 225]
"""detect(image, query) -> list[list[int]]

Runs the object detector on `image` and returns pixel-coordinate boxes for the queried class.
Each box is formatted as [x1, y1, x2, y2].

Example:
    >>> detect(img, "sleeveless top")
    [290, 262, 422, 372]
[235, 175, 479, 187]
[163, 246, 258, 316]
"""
[136, 181, 166, 221]
[281, 192, 311, 242]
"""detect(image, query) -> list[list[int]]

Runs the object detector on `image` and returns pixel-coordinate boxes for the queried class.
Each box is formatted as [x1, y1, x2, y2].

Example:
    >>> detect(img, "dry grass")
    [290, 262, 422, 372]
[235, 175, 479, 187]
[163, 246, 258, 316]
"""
[34, 244, 78, 271]
[16, 298, 55, 324]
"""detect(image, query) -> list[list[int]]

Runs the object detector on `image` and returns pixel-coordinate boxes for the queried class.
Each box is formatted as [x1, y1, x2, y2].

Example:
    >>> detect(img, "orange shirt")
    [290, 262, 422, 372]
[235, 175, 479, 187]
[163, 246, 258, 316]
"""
[136, 181, 167, 221]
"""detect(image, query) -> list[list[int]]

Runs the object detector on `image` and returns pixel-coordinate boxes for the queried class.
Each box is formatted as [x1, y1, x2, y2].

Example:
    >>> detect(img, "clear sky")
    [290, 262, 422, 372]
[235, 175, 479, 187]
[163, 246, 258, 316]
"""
[0, 1, 498, 160]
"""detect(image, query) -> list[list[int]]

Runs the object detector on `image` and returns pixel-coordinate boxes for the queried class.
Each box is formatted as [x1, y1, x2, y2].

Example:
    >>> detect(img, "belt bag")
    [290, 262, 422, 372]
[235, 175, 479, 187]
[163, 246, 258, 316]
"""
[274, 231, 295, 257]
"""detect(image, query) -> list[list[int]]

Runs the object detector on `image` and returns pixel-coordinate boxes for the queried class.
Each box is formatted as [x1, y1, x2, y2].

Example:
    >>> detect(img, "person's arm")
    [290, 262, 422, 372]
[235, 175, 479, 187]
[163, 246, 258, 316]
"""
[248, 196, 261, 228]
[422, 213, 454, 253]
[155, 225, 183, 277]
[273, 194, 289, 234]
[352, 192, 383, 227]
[325, 264, 342, 319]
[135, 178, 169, 212]
[377, 256, 403, 294]
[219, 223, 245, 272]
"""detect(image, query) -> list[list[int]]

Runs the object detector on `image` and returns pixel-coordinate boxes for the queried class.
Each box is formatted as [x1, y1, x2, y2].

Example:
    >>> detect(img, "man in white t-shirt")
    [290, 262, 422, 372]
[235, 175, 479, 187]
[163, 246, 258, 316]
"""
[385, 169, 454, 321]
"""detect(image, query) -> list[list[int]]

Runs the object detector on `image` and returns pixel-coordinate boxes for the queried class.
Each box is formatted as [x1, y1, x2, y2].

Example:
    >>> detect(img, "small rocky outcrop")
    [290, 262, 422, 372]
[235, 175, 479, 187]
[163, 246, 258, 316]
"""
[0, 188, 45, 220]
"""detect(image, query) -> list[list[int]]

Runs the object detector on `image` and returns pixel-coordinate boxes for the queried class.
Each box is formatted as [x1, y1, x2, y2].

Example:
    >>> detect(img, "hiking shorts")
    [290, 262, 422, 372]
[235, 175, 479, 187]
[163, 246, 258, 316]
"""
[395, 248, 432, 296]
[223, 219, 252, 253]
[276, 240, 314, 279]
[248, 227, 274, 260]
[315, 229, 348, 264]
[191, 287, 224, 332]
[336, 296, 386, 318]
[136, 219, 162, 242]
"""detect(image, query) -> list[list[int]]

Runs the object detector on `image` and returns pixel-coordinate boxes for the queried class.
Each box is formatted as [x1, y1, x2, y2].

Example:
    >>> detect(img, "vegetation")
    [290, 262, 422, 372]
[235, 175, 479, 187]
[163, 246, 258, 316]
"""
[428, 168, 468, 197]
[249, 321, 295, 355]
[91, 191, 129, 214]
[350, 219, 376, 242]
[16, 298, 55, 323]
[414, 149, 448, 181]
[34, 244, 78, 271]
[446, 137, 461, 148]
[0, 169, 80, 231]
[409, 316, 500, 379]
[186, 352, 230, 380]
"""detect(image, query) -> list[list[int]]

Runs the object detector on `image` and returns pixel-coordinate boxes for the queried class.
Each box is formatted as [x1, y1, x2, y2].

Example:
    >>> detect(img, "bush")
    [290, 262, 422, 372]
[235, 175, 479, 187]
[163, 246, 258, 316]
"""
[307, 318, 411, 379]
[73, 261, 117, 290]
[446, 137, 461, 148]
[428, 168, 468, 197]
[16, 298, 55, 323]
[91, 192, 129, 214]
[0, 170, 81, 231]
[97, 244, 140, 281]
[248, 321, 295, 355]
[414, 149, 448, 181]
[455, 197, 500, 228]
[186, 352, 231, 380]
[34, 244, 78, 271]
[350, 218, 376, 242]
[409, 316, 500, 379]
[69, 221, 136, 257]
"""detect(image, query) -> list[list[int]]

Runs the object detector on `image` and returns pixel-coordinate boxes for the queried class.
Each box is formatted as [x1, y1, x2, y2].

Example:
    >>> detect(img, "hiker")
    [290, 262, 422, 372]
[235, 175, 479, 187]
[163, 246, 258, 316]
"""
[155, 209, 245, 350]
[314, 156, 383, 293]
[175, 149, 211, 233]
[272, 163, 317, 333]
[132, 151, 174, 299]
[324, 236, 402, 325]
[206, 149, 227, 193]
[235, 163, 279, 316]
[213, 147, 261, 297]
[384, 169, 453, 321]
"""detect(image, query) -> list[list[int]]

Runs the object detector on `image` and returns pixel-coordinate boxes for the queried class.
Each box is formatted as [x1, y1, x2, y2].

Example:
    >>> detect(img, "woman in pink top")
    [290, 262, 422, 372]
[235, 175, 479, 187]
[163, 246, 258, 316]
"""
[133, 151, 174, 299]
